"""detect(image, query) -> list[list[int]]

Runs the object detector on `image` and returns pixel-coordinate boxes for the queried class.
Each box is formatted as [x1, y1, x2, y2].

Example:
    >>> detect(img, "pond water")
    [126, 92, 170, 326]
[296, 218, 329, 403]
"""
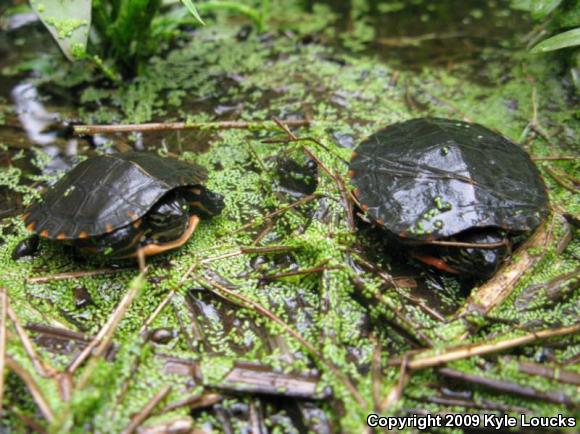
[0, 1, 577, 432]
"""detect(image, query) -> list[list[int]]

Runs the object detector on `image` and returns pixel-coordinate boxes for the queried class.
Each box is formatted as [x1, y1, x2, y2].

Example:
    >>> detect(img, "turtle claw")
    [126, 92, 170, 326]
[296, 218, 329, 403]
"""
[12, 235, 40, 260]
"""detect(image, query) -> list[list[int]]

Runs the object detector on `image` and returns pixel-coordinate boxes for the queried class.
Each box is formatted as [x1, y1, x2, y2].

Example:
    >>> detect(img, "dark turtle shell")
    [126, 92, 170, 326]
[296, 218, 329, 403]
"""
[23, 152, 207, 240]
[349, 118, 549, 240]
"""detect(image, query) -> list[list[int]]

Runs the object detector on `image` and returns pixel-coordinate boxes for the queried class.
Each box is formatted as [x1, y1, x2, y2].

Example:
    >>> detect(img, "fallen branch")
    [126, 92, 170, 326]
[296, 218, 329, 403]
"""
[200, 274, 368, 407]
[121, 385, 171, 434]
[162, 393, 223, 413]
[5, 356, 55, 423]
[73, 119, 311, 135]
[544, 166, 578, 194]
[516, 360, 580, 386]
[388, 323, 579, 371]
[532, 156, 579, 161]
[68, 272, 146, 376]
[455, 218, 554, 335]
[7, 305, 55, 378]
[438, 367, 576, 407]
[29, 267, 130, 284]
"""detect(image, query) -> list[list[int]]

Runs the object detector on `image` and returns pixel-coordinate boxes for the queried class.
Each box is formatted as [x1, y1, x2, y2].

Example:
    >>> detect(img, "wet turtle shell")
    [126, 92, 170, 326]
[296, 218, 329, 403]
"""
[349, 118, 549, 240]
[23, 152, 208, 240]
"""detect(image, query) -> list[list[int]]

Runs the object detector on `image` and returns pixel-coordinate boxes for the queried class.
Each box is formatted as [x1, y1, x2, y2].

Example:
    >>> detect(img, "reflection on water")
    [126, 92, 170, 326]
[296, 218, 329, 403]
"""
[12, 83, 59, 145]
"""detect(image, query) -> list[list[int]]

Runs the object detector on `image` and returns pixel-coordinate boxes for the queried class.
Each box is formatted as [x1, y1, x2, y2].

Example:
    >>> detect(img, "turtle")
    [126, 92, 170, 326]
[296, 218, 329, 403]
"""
[12, 152, 224, 260]
[348, 117, 549, 278]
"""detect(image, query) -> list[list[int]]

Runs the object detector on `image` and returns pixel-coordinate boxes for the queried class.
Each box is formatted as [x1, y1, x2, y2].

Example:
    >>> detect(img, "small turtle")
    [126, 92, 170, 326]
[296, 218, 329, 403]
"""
[13, 152, 224, 260]
[348, 118, 549, 278]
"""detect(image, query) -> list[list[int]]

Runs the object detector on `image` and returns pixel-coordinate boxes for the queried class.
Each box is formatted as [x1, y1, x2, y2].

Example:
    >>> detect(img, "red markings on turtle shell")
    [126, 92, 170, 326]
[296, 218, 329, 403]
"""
[106, 224, 114, 233]
[21, 213, 30, 222]
[57, 233, 66, 240]
[127, 210, 136, 218]
[351, 151, 358, 159]
[26, 222, 36, 232]
[78, 231, 88, 239]
[40, 230, 49, 238]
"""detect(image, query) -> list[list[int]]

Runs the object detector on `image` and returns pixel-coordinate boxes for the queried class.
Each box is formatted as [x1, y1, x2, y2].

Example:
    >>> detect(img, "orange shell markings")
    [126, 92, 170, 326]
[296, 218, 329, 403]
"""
[40, 230, 49, 238]
[26, 222, 36, 232]
[57, 233, 67, 240]
[347, 170, 355, 178]
[106, 224, 114, 233]
[78, 231, 88, 239]
[351, 151, 358, 159]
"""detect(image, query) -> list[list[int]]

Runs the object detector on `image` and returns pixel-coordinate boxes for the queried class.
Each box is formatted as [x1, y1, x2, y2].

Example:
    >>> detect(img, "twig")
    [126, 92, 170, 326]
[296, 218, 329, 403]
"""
[121, 385, 172, 434]
[199, 274, 368, 407]
[9, 406, 47, 434]
[380, 355, 410, 412]
[516, 360, 580, 386]
[218, 362, 325, 399]
[402, 239, 508, 249]
[233, 193, 320, 234]
[5, 356, 55, 423]
[370, 335, 382, 412]
[352, 252, 444, 322]
[68, 271, 146, 376]
[413, 396, 531, 415]
[139, 289, 176, 336]
[544, 166, 578, 194]
[389, 323, 580, 370]
[376, 32, 487, 47]
[438, 367, 576, 406]
[262, 135, 350, 165]
[272, 118, 356, 231]
[261, 264, 339, 281]
[73, 119, 312, 135]
[456, 219, 553, 330]
[162, 392, 223, 413]
[240, 245, 295, 254]
[0, 289, 6, 416]
[29, 267, 130, 284]
[532, 156, 579, 161]
[7, 305, 55, 378]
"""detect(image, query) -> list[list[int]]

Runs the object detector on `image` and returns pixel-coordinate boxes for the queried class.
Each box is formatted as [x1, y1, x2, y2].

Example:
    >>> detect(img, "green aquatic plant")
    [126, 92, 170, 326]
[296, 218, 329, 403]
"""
[28, 0, 268, 78]
[514, 0, 580, 87]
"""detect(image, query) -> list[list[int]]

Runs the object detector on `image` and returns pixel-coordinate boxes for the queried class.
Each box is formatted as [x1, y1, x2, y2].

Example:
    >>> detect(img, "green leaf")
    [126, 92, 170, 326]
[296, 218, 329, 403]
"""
[532, 0, 563, 18]
[180, 0, 205, 25]
[29, 0, 92, 61]
[531, 27, 580, 52]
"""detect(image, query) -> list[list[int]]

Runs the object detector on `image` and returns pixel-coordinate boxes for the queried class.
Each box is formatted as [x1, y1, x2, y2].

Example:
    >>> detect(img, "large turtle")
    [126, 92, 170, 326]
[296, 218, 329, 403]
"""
[13, 152, 224, 260]
[348, 118, 549, 277]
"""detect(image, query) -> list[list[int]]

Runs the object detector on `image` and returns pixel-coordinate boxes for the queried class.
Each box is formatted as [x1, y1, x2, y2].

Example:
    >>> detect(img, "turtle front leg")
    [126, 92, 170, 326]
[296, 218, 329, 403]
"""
[136, 215, 200, 257]
[12, 235, 40, 260]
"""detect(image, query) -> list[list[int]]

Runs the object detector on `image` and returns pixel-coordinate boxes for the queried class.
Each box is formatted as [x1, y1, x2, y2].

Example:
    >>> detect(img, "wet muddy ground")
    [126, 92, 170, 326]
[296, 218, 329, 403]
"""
[0, 1, 578, 432]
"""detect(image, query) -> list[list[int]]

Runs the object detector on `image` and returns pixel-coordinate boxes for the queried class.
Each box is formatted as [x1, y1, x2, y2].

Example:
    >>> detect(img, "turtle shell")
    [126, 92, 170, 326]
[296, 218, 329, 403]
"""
[349, 118, 549, 240]
[23, 152, 207, 240]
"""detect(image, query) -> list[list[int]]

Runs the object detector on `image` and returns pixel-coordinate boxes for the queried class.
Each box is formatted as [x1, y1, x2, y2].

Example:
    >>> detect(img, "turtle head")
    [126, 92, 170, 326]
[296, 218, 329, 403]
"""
[184, 187, 225, 218]
[442, 229, 510, 278]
